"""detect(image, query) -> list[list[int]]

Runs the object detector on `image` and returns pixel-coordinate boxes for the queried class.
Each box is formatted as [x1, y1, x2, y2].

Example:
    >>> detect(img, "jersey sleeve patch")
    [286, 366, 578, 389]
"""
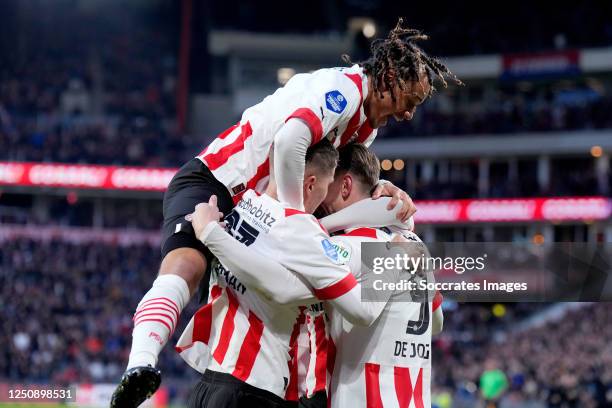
[321, 238, 340, 264]
[325, 90, 347, 114]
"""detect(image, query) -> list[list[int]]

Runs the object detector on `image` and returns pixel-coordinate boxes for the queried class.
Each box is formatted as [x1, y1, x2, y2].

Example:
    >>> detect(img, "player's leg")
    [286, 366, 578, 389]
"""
[111, 158, 233, 408]
[110, 247, 205, 408]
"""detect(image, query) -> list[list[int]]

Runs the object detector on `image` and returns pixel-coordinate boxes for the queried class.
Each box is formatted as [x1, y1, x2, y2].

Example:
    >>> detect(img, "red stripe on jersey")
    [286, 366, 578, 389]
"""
[285, 308, 307, 401]
[232, 157, 271, 204]
[232, 311, 265, 382]
[198, 122, 240, 156]
[247, 157, 270, 191]
[433, 290, 443, 312]
[313, 273, 358, 300]
[394, 366, 413, 408]
[213, 288, 240, 364]
[191, 285, 223, 345]
[218, 122, 241, 140]
[341, 227, 379, 239]
[356, 121, 374, 144]
[134, 318, 172, 334]
[339, 73, 364, 146]
[365, 363, 383, 408]
[286, 108, 323, 145]
[140, 297, 180, 317]
[312, 314, 328, 393]
[345, 73, 364, 97]
[394, 367, 425, 408]
[175, 286, 222, 353]
[414, 368, 425, 408]
[285, 208, 308, 217]
[204, 121, 253, 171]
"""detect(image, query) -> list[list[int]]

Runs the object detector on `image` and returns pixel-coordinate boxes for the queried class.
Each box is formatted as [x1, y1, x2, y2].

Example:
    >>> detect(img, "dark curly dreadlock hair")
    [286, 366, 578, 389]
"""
[343, 18, 464, 101]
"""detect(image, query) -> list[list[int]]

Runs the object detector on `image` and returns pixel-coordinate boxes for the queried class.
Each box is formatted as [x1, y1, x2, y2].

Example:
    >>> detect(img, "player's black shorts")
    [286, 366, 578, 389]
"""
[298, 391, 326, 408]
[188, 370, 297, 408]
[161, 158, 234, 261]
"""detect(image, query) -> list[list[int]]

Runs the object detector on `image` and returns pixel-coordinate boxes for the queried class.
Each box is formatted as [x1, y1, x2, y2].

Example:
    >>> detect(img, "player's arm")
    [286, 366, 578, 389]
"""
[276, 74, 361, 209]
[273, 119, 312, 211]
[320, 197, 414, 233]
[192, 200, 394, 324]
[280, 217, 397, 326]
[371, 179, 416, 222]
[432, 290, 444, 335]
[200, 219, 391, 323]
[190, 199, 316, 305]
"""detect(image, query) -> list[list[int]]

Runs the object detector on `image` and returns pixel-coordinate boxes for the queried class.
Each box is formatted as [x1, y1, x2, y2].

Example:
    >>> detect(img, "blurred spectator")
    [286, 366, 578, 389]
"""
[0, 237, 198, 385]
[432, 303, 612, 407]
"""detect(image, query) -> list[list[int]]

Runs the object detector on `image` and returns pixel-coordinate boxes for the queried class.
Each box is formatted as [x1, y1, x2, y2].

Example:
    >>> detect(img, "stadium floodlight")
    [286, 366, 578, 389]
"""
[277, 67, 296, 85]
[348, 17, 377, 39]
[362, 21, 377, 38]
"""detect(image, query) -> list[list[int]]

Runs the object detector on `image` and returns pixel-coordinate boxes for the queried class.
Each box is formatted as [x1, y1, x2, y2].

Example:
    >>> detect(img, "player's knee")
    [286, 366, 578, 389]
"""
[159, 247, 207, 295]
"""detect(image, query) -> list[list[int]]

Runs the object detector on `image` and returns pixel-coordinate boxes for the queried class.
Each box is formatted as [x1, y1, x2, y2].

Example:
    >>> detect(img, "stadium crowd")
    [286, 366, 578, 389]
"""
[0, 0, 184, 167]
[433, 302, 612, 407]
[2, 76, 611, 166]
[0, 237, 198, 388]
[380, 83, 612, 138]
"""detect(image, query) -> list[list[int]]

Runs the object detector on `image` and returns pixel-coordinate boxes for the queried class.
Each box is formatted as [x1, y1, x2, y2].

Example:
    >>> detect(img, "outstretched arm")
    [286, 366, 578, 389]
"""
[200, 222, 316, 306]
[320, 197, 414, 233]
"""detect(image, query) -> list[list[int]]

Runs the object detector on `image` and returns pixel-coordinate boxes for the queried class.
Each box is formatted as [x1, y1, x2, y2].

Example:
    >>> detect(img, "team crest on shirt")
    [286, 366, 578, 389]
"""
[325, 90, 347, 114]
[321, 238, 340, 263]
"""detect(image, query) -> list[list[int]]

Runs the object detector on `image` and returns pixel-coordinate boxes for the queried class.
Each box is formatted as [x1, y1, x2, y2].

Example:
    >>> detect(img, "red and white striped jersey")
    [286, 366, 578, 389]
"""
[176, 189, 358, 398]
[294, 302, 329, 399]
[196, 65, 377, 204]
[326, 227, 441, 408]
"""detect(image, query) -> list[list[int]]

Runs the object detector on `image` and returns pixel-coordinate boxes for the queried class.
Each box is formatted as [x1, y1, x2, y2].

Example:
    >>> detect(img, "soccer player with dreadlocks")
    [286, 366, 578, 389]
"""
[111, 18, 462, 408]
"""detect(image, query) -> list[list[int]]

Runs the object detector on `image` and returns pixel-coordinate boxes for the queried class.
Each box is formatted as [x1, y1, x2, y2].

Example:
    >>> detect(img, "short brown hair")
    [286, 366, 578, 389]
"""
[305, 139, 339, 175]
[336, 143, 380, 192]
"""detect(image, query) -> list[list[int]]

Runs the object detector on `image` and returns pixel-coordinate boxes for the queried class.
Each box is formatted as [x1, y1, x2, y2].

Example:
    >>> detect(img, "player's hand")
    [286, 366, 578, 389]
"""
[191, 195, 225, 240]
[371, 181, 416, 222]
